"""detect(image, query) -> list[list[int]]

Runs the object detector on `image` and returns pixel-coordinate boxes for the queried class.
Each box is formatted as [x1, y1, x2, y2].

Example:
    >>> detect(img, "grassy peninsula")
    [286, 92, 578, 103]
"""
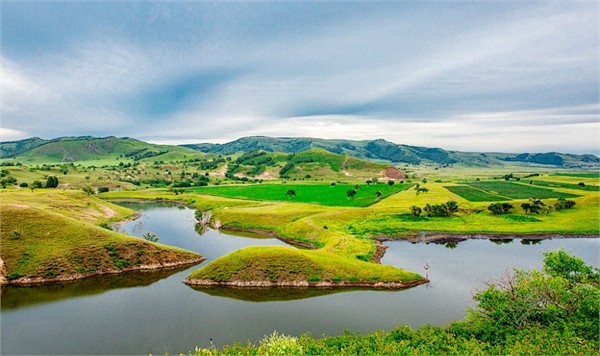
[0, 190, 204, 284]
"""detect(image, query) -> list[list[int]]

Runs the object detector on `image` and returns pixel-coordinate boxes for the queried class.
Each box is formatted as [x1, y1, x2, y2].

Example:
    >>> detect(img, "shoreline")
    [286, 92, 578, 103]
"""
[5, 257, 204, 286]
[183, 278, 428, 289]
[376, 232, 600, 244]
[218, 225, 318, 250]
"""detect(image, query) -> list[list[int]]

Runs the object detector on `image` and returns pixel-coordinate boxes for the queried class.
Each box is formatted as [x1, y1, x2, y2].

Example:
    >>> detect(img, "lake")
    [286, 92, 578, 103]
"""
[1, 202, 598, 355]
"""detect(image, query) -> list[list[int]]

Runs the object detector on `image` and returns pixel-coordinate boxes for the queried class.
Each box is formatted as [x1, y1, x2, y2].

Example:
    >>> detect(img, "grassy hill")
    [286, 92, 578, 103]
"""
[0, 190, 204, 284]
[183, 136, 599, 168]
[1, 136, 203, 164]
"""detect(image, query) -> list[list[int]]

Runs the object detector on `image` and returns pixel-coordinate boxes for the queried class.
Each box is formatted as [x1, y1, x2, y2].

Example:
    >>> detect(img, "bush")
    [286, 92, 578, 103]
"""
[487, 202, 514, 215]
[45, 176, 59, 188]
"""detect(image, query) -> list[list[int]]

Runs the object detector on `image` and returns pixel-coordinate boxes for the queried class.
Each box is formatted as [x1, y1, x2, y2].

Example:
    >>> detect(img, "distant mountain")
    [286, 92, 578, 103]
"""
[2, 135, 597, 168]
[183, 136, 599, 168]
[0, 136, 201, 162]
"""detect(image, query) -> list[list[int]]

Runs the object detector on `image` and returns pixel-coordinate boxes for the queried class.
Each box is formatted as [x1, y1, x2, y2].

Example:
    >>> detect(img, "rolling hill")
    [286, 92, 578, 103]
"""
[0, 136, 202, 163]
[183, 136, 599, 168]
[2, 135, 598, 168]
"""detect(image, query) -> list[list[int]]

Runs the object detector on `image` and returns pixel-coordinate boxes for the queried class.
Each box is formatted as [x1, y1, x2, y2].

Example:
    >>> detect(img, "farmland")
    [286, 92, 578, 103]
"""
[188, 183, 412, 207]
[443, 185, 509, 202]
[466, 181, 579, 199]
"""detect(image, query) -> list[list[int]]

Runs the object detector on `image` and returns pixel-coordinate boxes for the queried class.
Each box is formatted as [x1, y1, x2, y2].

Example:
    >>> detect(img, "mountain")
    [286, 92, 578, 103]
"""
[183, 136, 599, 168]
[0, 136, 202, 163]
[2, 135, 597, 168]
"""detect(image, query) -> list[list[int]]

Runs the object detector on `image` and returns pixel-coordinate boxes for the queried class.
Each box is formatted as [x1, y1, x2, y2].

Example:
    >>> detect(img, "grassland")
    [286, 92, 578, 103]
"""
[1, 143, 598, 289]
[188, 183, 412, 207]
[0, 190, 204, 284]
[98, 172, 599, 288]
[466, 181, 579, 199]
[443, 185, 510, 201]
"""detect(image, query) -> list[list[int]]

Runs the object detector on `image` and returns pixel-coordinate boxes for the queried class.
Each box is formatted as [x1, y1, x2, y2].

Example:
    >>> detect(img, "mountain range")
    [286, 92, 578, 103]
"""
[1, 135, 598, 168]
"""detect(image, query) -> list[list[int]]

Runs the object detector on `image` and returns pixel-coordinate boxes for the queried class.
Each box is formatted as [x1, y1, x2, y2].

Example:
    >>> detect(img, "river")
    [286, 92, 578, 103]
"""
[1, 202, 597, 355]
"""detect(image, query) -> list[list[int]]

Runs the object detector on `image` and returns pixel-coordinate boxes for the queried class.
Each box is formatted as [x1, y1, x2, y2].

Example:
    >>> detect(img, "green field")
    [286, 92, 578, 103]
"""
[189, 183, 412, 207]
[467, 181, 579, 199]
[529, 180, 600, 192]
[553, 172, 599, 178]
[444, 185, 510, 201]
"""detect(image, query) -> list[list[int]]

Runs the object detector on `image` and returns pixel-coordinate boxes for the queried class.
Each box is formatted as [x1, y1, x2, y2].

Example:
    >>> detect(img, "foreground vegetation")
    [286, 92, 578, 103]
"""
[186, 250, 599, 355]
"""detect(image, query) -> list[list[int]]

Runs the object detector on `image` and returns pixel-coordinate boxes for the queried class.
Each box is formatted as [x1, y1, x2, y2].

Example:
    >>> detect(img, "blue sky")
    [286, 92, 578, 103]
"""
[1, 2, 598, 153]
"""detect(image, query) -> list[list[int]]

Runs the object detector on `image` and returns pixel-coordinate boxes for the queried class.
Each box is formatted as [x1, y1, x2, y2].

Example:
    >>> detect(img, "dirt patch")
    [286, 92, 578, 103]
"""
[256, 171, 277, 180]
[99, 205, 117, 219]
[209, 165, 227, 177]
[379, 167, 407, 180]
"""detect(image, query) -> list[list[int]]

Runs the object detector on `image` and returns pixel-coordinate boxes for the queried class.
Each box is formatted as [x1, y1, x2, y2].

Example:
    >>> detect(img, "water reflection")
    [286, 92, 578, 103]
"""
[190, 286, 359, 302]
[1, 266, 188, 310]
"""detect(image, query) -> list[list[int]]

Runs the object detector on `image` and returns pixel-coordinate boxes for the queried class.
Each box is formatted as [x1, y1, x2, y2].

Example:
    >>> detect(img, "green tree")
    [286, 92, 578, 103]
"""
[488, 202, 514, 215]
[387, 180, 395, 186]
[143, 232, 159, 243]
[465, 250, 599, 343]
[346, 189, 357, 198]
[286, 189, 296, 197]
[46, 176, 59, 188]
[82, 186, 94, 196]
[410, 205, 422, 217]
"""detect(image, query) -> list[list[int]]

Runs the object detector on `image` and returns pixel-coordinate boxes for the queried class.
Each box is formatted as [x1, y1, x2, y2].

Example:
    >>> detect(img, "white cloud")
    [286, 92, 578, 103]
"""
[1, 2, 597, 153]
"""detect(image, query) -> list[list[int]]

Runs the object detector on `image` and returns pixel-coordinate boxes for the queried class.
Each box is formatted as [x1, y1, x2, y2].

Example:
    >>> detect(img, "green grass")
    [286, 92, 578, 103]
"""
[444, 185, 510, 201]
[1, 191, 203, 282]
[187, 246, 423, 284]
[553, 172, 599, 178]
[467, 181, 579, 199]
[529, 180, 600, 191]
[188, 183, 412, 207]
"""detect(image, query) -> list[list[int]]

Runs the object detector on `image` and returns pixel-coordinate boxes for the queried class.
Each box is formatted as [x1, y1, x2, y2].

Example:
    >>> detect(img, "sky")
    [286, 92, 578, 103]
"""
[1, 2, 598, 154]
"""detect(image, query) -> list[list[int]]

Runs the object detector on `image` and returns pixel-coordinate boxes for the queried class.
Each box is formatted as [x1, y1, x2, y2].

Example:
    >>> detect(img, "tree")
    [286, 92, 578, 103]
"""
[410, 205, 422, 217]
[365, 180, 372, 185]
[285, 189, 296, 197]
[488, 202, 514, 215]
[466, 250, 599, 343]
[415, 187, 429, 195]
[578, 182, 585, 187]
[82, 186, 95, 196]
[521, 202, 532, 214]
[555, 198, 576, 210]
[353, 184, 360, 190]
[46, 176, 59, 188]
[143, 232, 159, 243]
[31, 180, 43, 191]
[346, 189, 357, 198]
[375, 191, 382, 198]
[387, 180, 395, 186]
[445, 201, 459, 215]
[19, 182, 29, 188]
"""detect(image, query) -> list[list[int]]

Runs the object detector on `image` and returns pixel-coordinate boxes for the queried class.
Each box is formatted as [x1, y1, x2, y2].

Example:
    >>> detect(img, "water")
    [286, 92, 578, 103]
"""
[2, 202, 598, 355]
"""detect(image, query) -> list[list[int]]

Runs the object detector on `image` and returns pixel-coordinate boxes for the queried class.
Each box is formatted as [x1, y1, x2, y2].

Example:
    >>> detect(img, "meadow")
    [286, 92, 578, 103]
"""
[188, 183, 412, 207]
[466, 181, 579, 199]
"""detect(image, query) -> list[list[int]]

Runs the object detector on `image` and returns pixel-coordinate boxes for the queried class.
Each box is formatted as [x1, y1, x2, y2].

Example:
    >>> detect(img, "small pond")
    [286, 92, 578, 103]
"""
[1, 202, 598, 355]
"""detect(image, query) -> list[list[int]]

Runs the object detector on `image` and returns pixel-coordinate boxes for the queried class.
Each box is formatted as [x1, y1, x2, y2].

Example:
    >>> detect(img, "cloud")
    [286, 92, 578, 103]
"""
[1, 2, 597, 153]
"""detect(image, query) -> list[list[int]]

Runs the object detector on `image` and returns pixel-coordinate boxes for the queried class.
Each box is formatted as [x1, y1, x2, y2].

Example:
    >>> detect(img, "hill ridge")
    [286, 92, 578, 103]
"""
[2, 135, 598, 168]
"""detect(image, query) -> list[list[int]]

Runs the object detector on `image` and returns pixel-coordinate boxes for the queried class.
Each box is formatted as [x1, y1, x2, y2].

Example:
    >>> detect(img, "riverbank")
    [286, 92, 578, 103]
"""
[183, 278, 427, 289]
[376, 231, 600, 244]
[6, 256, 204, 285]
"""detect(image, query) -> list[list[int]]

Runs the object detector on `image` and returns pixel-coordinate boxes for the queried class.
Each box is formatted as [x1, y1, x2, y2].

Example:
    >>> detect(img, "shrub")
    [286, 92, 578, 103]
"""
[488, 202, 514, 215]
